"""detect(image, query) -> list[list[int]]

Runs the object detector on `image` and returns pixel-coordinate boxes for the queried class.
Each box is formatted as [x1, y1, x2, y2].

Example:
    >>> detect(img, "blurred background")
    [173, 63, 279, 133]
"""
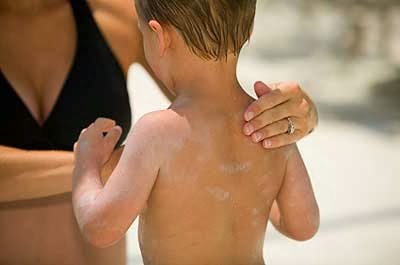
[127, 0, 400, 264]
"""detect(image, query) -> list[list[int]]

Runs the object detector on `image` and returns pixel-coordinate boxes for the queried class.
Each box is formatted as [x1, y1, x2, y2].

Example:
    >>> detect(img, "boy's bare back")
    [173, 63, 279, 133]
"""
[139, 98, 289, 265]
[73, 95, 318, 265]
[72, 0, 319, 263]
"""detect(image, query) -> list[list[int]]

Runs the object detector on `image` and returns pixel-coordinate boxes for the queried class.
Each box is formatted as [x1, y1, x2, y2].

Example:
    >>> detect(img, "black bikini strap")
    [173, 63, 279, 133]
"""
[69, 0, 102, 44]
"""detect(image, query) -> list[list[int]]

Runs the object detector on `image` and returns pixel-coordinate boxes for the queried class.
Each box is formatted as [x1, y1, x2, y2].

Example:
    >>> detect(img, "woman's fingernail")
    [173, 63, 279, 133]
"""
[263, 140, 272, 148]
[252, 132, 263, 143]
[244, 124, 254, 135]
[245, 111, 254, 121]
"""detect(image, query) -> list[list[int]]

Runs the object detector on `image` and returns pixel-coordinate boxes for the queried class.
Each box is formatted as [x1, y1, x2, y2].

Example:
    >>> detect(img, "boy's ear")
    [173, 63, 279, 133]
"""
[148, 20, 171, 57]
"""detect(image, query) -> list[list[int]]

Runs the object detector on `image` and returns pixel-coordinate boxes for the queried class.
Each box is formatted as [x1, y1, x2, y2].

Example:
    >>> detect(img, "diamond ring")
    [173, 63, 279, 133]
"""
[287, 117, 295, 135]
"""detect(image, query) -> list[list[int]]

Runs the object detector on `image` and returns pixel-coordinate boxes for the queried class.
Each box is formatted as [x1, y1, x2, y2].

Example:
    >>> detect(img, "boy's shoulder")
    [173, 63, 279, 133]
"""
[122, 110, 190, 167]
[135, 109, 188, 133]
[131, 110, 190, 148]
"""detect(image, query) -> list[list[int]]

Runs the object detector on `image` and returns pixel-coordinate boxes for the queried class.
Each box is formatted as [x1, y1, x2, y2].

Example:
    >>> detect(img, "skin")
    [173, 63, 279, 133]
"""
[0, 0, 138, 264]
[73, 18, 319, 264]
[0, 0, 318, 264]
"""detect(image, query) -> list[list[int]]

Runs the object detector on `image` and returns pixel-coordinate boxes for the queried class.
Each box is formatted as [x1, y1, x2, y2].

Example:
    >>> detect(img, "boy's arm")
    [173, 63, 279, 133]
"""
[72, 116, 164, 248]
[269, 145, 319, 241]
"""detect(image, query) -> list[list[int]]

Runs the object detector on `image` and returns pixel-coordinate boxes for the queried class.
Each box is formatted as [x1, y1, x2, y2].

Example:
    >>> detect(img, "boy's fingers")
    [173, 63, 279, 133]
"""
[93, 118, 116, 131]
[104, 126, 123, 149]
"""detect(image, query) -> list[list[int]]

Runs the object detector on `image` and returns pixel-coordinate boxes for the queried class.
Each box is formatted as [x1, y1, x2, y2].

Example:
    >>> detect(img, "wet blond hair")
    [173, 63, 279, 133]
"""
[135, 0, 256, 60]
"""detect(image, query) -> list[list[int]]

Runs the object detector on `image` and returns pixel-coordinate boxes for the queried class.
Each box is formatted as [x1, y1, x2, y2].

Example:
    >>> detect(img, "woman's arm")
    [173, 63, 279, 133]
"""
[0, 145, 74, 202]
[0, 145, 122, 203]
[89, 0, 175, 100]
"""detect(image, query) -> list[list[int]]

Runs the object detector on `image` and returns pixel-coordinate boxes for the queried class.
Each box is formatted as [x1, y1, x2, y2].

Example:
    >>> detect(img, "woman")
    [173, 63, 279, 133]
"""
[0, 0, 318, 264]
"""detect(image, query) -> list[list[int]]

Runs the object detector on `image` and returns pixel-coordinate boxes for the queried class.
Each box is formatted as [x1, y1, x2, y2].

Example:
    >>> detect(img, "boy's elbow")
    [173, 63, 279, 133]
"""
[289, 224, 319, 241]
[288, 215, 320, 241]
[73, 194, 126, 248]
[81, 221, 124, 248]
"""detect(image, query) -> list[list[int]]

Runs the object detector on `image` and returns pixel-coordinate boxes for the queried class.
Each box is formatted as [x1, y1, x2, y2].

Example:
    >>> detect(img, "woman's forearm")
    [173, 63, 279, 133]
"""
[0, 144, 123, 202]
[0, 145, 74, 202]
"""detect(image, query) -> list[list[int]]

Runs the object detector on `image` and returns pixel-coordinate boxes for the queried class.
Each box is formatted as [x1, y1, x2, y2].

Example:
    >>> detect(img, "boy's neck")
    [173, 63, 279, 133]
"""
[170, 53, 248, 106]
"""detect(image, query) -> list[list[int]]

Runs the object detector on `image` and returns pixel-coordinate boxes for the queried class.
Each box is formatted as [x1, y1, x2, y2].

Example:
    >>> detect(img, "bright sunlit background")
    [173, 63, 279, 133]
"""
[126, 1, 400, 264]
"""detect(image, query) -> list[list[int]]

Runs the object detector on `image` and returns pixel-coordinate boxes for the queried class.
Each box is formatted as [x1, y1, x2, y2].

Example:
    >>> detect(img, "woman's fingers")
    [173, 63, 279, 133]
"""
[244, 81, 302, 122]
[250, 119, 292, 143]
[243, 99, 299, 135]
[254, 81, 273, 98]
[244, 89, 289, 121]
[251, 117, 308, 144]
[242, 81, 318, 148]
[262, 129, 303, 149]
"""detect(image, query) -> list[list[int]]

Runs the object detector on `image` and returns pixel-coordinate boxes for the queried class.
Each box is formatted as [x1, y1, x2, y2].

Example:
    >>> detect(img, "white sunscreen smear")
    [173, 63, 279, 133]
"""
[219, 161, 252, 175]
[206, 186, 231, 201]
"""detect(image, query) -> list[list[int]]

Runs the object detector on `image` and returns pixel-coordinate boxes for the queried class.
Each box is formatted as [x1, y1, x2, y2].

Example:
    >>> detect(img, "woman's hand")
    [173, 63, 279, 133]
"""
[243, 81, 318, 149]
[74, 118, 122, 175]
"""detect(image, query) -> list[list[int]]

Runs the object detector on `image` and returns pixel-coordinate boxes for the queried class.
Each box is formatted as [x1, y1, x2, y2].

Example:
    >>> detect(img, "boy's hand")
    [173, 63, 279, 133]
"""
[243, 81, 318, 149]
[101, 146, 124, 184]
[74, 118, 123, 174]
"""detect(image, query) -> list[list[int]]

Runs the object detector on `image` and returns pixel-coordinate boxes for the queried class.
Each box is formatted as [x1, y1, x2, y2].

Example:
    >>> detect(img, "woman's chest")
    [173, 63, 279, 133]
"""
[0, 2, 132, 150]
[0, 7, 77, 125]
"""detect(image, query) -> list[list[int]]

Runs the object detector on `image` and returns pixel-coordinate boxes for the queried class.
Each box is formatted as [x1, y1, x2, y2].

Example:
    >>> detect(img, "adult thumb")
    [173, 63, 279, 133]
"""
[254, 81, 273, 98]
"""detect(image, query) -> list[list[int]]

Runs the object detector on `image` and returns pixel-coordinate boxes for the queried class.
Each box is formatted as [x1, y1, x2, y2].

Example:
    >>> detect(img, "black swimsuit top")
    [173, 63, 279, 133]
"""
[0, 0, 131, 151]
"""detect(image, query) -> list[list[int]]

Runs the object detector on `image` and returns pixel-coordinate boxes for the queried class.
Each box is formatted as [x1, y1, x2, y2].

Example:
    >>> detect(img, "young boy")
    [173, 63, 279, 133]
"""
[72, 0, 319, 264]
